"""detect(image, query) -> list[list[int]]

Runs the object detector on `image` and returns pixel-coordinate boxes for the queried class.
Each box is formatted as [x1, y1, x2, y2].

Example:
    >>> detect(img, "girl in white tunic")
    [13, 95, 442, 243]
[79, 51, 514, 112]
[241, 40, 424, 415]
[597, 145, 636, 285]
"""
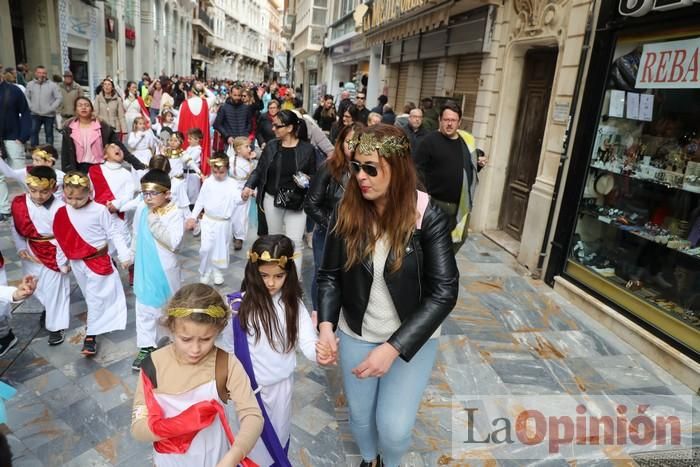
[163, 132, 197, 217]
[127, 116, 158, 186]
[183, 128, 204, 206]
[218, 235, 327, 467]
[228, 137, 256, 249]
[131, 283, 263, 467]
[186, 154, 238, 286]
[53, 172, 132, 356]
[130, 169, 185, 371]
[0, 145, 66, 200]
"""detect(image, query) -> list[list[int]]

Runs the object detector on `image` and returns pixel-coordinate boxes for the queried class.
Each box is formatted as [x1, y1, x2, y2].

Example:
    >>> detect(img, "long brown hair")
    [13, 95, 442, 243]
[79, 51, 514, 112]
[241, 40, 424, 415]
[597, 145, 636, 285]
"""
[334, 124, 417, 273]
[239, 235, 302, 353]
[327, 123, 363, 182]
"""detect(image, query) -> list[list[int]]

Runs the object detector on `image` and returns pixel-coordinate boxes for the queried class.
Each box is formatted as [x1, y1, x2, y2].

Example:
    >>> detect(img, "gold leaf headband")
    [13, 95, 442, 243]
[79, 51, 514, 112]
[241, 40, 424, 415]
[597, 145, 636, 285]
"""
[167, 305, 228, 319]
[64, 173, 90, 188]
[26, 175, 56, 190]
[347, 133, 410, 158]
[32, 149, 55, 162]
[141, 182, 169, 193]
[210, 158, 229, 168]
[248, 250, 299, 268]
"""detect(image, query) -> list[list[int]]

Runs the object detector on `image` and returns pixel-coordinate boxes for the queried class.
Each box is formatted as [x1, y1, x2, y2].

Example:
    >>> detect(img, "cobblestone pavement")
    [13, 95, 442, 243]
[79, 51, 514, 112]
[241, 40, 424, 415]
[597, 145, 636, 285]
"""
[0, 136, 697, 466]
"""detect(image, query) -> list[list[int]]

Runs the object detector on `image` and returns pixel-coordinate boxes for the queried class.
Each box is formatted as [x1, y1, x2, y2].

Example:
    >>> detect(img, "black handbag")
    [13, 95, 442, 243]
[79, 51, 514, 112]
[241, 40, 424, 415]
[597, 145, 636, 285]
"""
[272, 145, 307, 211]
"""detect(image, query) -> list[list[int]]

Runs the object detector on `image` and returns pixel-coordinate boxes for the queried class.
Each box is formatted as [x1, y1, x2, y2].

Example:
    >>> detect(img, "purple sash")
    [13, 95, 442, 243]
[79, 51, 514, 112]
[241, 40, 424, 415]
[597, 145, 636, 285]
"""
[227, 292, 292, 467]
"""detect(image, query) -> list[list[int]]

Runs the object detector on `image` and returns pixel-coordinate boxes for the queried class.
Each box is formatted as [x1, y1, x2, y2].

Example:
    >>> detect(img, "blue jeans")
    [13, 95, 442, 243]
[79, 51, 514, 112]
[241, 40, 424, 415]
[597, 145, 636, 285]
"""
[339, 331, 438, 466]
[311, 226, 327, 310]
[31, 115, 54, 146]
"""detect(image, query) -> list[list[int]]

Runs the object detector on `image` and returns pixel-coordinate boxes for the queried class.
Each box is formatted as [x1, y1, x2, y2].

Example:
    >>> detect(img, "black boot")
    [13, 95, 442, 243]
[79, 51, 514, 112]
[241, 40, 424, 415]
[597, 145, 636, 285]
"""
[359, 455, 381, 467]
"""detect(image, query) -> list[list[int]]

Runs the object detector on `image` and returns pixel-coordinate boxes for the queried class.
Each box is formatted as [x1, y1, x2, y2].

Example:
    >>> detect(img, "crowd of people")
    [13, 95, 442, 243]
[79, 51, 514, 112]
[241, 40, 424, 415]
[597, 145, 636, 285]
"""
[0, 64, 487, 467]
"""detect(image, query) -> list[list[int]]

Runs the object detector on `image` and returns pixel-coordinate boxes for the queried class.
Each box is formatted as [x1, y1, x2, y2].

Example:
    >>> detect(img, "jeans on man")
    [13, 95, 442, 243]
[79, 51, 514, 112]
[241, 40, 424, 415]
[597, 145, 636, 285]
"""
[0, 140, 26, 214]
[31, 115, 55, 146]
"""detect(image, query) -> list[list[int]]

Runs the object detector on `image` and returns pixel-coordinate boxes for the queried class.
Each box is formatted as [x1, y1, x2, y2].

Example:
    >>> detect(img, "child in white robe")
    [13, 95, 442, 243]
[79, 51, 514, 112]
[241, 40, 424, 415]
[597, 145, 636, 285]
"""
[163, 132, 197, 218]
[127, 116, 158, 186]
[130, 169, 185, 371]
[10, 167, 71, 346]
[183, 128, 204, 206]
[53, 172, 132, 356]
[0, 145, 65, 200]
[218, 235, 326, 467]
[228, 137, 256, 251]
[186, 154, 237, 286]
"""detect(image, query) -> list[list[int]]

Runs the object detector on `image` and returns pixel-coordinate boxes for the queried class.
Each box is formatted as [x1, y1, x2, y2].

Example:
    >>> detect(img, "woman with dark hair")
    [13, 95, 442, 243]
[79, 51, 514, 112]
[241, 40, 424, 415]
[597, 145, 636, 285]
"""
[255, 99, 280, 147]
[316, 124, 458, 467]
[62, 96, 146, 173]
[94, 78, 127, 136]
[241, 110, 316, 278]
[124, 80, 149, 130]
[329, 104, 360, 145]
[148, 78, 164, 123]
[173, 81, 186, 110]
[314, 95, 337, 133]
[304, 122, 362, 312]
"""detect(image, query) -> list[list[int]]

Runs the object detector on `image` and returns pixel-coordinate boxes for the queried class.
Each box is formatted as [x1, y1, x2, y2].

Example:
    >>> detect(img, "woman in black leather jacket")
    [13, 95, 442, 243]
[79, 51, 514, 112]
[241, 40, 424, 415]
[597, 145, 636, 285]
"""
[242, 110, 316, 278]
[316, 124, 458, 467]
[304, 123, 362, 312]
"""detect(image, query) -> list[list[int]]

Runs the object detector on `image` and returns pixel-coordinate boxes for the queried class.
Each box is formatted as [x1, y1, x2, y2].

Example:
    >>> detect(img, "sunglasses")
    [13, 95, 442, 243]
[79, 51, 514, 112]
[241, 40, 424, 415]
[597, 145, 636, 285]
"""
[350, 161, 379, 177]
[273, 123, 289, 129]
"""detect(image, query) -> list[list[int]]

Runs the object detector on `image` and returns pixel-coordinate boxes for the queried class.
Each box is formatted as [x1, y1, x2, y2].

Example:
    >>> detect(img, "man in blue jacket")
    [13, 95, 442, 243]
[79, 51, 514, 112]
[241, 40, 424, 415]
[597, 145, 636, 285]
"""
[0, 69, 32, 221]
[213, 85, 252, 147]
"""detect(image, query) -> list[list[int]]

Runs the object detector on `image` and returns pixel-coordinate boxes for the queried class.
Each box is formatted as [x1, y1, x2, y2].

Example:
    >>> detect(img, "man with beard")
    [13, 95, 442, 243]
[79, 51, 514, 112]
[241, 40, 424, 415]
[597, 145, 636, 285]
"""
[214, 85, 252, 149]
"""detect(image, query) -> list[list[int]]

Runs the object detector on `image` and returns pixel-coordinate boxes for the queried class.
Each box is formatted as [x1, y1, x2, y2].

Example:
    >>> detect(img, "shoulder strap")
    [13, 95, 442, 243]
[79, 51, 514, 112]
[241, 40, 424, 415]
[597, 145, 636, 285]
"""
[215, 348, 229, 402]
[141, 354, 157, 388]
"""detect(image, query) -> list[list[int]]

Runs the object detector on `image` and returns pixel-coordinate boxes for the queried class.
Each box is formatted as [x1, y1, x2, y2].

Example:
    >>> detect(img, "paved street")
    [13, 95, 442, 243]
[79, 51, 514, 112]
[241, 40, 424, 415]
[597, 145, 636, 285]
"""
[0, 170, 697, 466]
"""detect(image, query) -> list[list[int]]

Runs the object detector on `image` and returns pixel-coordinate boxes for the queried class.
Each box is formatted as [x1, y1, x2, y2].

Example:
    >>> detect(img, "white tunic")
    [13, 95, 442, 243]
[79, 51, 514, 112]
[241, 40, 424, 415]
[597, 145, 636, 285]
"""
[0, 157, 65, 200]
[190, 176, 238, 274]
[89, 161, 137, 252]
[228, 153, 256, 240]
[218, 295, 317, 467]
[58, 202, 131, 335]
[182, 146, 202, 204]
[11, 195, 71, 332]
[127, 130, 158, 186]
[132, 202, 185, 348]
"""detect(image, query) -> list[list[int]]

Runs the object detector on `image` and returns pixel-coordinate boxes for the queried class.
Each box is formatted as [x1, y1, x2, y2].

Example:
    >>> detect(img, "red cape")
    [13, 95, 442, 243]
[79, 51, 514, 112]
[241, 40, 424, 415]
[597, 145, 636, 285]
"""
[178, 97, 211, 175]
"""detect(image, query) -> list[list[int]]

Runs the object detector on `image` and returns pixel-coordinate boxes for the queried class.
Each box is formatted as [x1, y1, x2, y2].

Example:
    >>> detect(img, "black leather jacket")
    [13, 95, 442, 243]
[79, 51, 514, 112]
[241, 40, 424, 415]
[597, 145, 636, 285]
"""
[303, 161, 347, 230]
[317, 200, 459, 361]
[245, 138, 317, 209]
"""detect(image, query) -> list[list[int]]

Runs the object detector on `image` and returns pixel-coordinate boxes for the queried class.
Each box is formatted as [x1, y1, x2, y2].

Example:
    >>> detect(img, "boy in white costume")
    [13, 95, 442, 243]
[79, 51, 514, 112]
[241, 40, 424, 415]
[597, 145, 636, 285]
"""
[130, 169, 185, 370]
[186, 154, 238, 286]
[0, 145, 66, 200]
[228, 137, 256, 251]
[53, 172, 133, 356]
[183, 128, 204, 206]
[10, 167, 71, 346]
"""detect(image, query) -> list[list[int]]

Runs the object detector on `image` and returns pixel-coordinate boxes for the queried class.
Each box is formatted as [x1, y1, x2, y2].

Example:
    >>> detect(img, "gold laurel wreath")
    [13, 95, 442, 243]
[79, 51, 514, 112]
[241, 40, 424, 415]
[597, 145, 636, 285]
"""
[141, 182, 169, 193]
[32, 149, 55, 162]
[248, 250, 299, 268]
[210, 158, 229, 168]
[167, 305, 228, 319]
[346, 133, 410, 158]
[25, 175, 56, 190]
[63, 173, 90, 187]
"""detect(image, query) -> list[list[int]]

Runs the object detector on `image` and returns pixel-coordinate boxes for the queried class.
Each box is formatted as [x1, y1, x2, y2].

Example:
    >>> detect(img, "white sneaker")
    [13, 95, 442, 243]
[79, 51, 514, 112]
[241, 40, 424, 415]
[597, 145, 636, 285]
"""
[213, 270, 225, 285]
[200, 271, 211, 284]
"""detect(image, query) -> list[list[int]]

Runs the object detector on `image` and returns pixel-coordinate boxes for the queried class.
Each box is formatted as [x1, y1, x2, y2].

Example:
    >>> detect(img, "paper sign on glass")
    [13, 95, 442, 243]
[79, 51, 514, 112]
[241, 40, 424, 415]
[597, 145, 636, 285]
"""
[626, 92, 640, 119]
[609, 90, 626, 118]
[639, 94, 654, 121]
[635, 37, 700, 89]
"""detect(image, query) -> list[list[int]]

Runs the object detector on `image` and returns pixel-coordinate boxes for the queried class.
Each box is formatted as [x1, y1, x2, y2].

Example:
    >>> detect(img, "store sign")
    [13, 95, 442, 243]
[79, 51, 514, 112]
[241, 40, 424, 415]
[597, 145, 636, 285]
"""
[362, 0, 432, 31]
[125, 26, 136, 47]
[619, 0, 700, 17]
[635, 37, 700, 89]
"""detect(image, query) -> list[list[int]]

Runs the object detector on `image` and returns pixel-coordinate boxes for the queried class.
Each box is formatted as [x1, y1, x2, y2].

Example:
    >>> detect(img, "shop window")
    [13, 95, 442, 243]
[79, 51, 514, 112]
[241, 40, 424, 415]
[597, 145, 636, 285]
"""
[567, 33, 700, 343]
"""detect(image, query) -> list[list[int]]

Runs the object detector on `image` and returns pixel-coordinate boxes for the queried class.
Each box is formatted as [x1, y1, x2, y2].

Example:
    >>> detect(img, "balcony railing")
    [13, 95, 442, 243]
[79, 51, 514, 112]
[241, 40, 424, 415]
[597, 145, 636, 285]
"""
[197, 8, 214, 31]
[197, 43, 213, 59]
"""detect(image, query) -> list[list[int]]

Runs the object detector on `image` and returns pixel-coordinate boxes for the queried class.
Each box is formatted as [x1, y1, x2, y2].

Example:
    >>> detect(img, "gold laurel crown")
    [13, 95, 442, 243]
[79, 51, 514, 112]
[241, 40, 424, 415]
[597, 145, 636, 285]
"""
[167, 305, 228, 319]
[347, 133, 410, 158]
[32, 149, 55, 162]
[211, 157, 229, 168]
[64, 173, 90, 187]
[141, 182, 169, 193]
[248, 250, 299, 268]
[26, 175, 56, 190]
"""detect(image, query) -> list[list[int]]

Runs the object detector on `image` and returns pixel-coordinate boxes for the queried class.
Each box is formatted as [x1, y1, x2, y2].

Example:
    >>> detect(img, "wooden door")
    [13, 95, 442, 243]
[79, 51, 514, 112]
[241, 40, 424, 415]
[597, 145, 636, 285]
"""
[499, 49, 557, 240]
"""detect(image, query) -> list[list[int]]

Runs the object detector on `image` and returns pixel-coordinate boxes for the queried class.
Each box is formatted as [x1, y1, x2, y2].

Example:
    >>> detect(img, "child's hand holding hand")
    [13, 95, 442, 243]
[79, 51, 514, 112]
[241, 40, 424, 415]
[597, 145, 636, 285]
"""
[241, 187, 254, 201]
[185, 218, 197, 230]
[59, 265, 71, 274]
[18, 250, 40, 264]
[12, 275, 37, 301]
[106, 201, 118, 214]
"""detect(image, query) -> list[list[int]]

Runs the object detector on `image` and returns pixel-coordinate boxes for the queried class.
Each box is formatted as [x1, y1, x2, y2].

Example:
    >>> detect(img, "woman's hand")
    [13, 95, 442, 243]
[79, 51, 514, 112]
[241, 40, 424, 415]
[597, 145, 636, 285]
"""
[352, 343, 400, 379]
[240, 187, 254, 202]
[317, 322, 338, 366]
